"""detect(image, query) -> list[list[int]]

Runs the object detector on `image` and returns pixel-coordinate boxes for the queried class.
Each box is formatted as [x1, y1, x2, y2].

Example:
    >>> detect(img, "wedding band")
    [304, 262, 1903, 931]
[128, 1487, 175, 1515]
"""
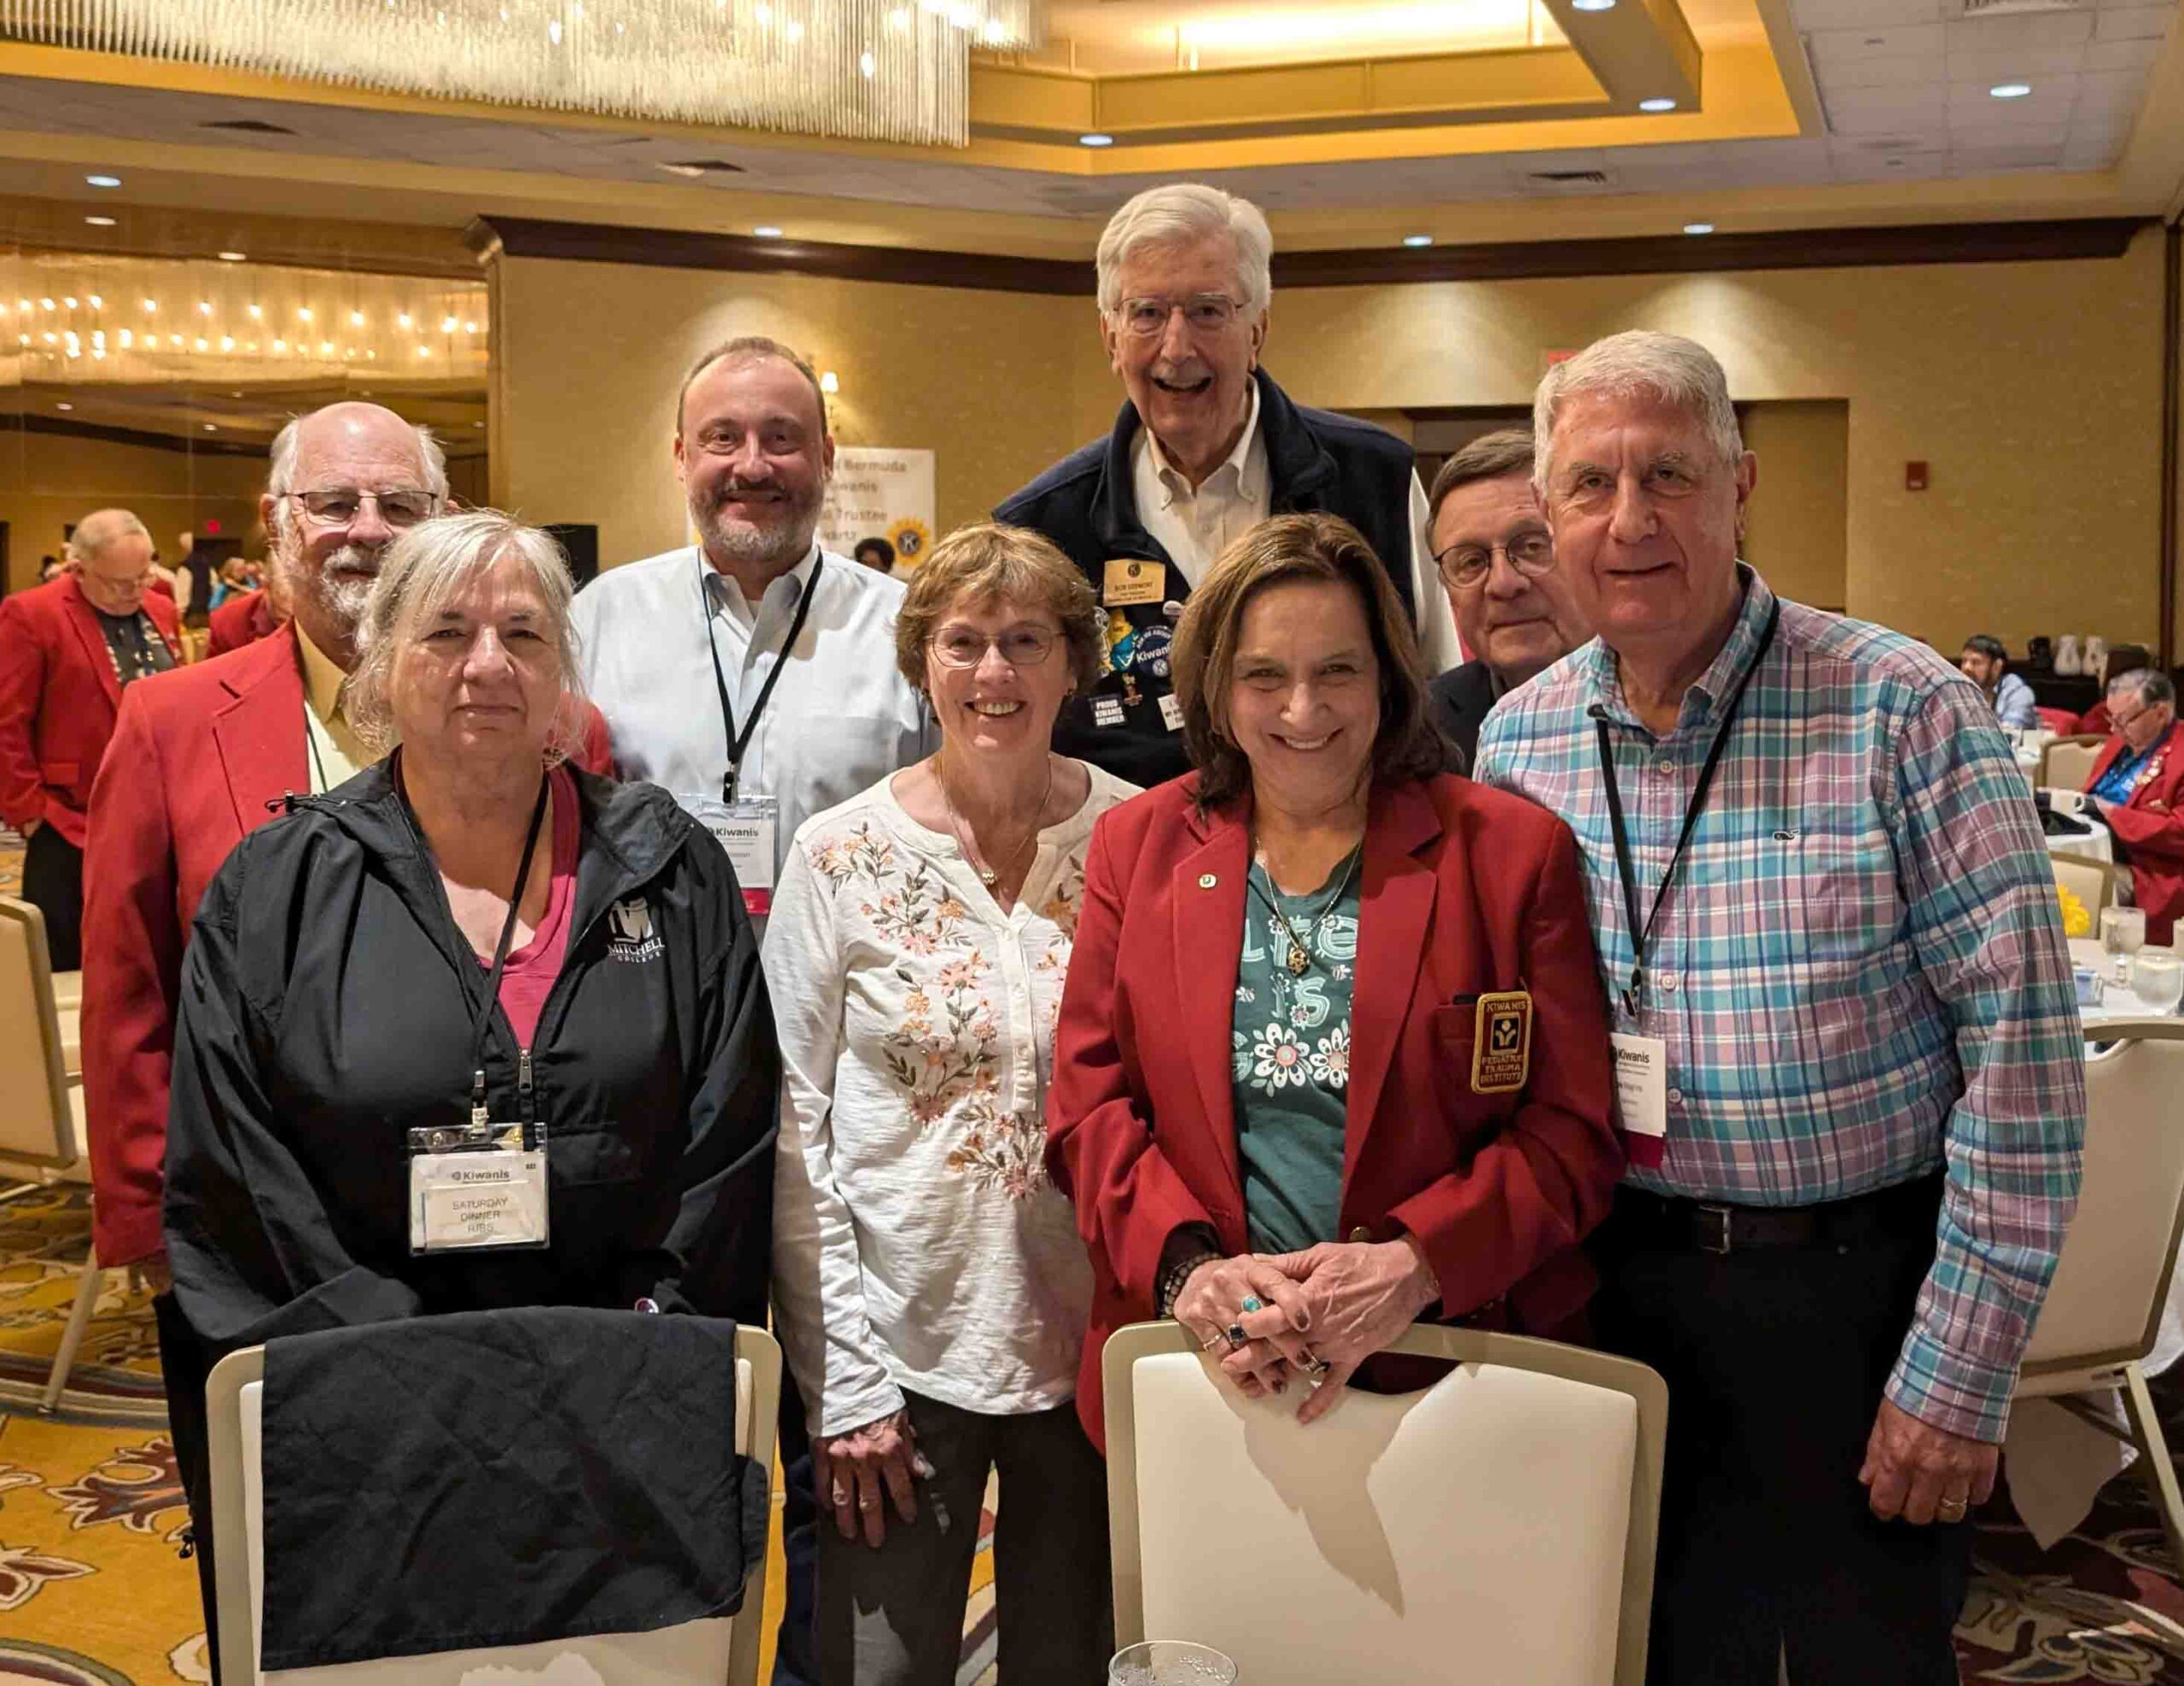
[1937, 1497, 1968, 1520]
[832, 1487, 851, 1506]
[1225, 1323, 1248, 1351]
[1301, 1353, 1330, 1376]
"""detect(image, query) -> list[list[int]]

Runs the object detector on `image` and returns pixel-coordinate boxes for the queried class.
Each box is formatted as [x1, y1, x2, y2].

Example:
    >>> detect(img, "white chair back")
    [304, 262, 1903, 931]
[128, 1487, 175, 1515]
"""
[1104, 1322, 1667, 1686]
[0, 896, 78, 1170]
[208, 1326, 781, 1686]
[2053, 853, 2121, 923]
[2021, 1020, 2184, 1378]
[2042, 737, 2107, 794]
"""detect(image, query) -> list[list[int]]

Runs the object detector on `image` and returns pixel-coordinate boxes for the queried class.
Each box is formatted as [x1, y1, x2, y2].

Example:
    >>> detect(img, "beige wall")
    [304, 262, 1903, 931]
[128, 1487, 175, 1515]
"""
[1740, 400, 1848, 616]
[491, 255, 1110, 571]
[0, 432, 268, 597]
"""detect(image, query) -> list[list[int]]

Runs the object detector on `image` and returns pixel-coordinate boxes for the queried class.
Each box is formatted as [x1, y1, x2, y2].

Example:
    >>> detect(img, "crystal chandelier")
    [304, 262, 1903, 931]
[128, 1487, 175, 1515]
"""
[0, 0, 1038, 147]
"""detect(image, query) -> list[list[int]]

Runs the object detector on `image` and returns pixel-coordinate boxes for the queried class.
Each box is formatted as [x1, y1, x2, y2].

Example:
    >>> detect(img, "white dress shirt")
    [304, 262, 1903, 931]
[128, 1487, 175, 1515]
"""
[570, 542, 934, 888]
[1130, 385, 1455, 671]
[765, 763, 1137, 1435]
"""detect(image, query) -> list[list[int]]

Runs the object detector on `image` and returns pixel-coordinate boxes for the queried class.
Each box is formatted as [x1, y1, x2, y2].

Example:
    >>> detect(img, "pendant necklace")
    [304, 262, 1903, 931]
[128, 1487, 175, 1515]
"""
[938, 754, 1054, 892]
[1251, 845, 1361, 975]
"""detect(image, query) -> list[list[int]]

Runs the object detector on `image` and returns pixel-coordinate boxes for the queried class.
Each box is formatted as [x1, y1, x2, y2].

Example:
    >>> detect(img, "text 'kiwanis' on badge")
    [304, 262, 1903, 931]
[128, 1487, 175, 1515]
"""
[1471, 990, 1533, 1094]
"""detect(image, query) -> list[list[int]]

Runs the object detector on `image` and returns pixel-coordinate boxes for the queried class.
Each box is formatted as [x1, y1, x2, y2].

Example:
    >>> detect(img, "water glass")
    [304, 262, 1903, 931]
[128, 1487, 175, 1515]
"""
[1109, 1641, 1240, 1685]
[2101, 906, 2148, 981]
[2133, 953, 2184, 1015]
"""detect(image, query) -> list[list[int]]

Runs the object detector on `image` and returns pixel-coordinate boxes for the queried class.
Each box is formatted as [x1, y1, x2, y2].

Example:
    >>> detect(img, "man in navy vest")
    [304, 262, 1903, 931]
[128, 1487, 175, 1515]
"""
[996, 183, 1452, 788]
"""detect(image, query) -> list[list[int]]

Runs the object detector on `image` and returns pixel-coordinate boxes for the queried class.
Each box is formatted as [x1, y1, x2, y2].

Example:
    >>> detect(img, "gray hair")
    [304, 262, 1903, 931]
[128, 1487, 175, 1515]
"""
[266, 406, 450, 549]
[1095, 183, 1274, 316]
[347, 509, 586, 762]
[1533, 330, 1744, 495]
[2121, 669, 2176, 710]
[65, 507, 151, 566]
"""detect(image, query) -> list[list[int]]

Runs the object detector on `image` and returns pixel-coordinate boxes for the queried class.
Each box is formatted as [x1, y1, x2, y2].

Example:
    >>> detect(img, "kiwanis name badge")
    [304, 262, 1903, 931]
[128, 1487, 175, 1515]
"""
[1102, 557, 1165, 608]
[1471, 990, 1533, 1093]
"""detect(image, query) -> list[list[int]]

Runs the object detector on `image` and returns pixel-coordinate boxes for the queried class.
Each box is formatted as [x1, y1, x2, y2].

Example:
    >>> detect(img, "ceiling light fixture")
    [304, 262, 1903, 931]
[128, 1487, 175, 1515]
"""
[819, 369, 840, 393]
[1571, 0, 1615, 10]
[1403, 234, 1433, 248]
[1639, 97, 1677, 113]
[752, 225, 784, 237]
[1078, 132, 1114, 148]
[55, 401, 72, 411]
[1989, 82, 2032, 99]
[84, 214, 115, 227]
[85, 173, 120, 188]
[218, 250, 247, 261]
[1683, 222, 1715, 235]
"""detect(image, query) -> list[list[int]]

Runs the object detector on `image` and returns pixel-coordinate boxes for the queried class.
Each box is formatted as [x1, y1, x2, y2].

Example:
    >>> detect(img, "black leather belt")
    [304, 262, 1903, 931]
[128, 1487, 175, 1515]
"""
[1612, 1172, 1944, 1257]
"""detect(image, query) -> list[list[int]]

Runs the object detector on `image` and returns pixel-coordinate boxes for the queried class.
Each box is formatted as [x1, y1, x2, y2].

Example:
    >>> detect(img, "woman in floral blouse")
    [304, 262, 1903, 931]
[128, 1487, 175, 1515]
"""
[767, 523, 1136, 1686]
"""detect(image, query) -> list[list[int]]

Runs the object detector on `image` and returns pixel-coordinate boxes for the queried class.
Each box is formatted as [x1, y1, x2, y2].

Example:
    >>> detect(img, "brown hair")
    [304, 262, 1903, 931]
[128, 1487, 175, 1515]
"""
[1171, 512, 1443, 811]
[894, 522, 1104, 695]
[676, 334, 829, 438]
[1426, 427, 1535, 531]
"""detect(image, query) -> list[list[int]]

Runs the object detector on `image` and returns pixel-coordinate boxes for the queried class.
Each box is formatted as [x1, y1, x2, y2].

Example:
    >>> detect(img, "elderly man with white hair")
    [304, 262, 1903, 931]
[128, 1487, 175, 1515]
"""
[996, 182, 1454, 788]
[1474, 330, 2085, 1683]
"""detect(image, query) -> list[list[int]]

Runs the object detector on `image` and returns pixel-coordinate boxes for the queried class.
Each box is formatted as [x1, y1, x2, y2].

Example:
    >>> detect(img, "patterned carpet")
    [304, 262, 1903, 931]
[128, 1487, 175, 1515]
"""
[0, 1181, 2175, 1682]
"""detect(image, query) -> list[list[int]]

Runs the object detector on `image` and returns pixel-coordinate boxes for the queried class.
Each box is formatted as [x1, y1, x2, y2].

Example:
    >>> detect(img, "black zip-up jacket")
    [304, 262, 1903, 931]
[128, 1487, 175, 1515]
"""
[164, 758, 778, 1358]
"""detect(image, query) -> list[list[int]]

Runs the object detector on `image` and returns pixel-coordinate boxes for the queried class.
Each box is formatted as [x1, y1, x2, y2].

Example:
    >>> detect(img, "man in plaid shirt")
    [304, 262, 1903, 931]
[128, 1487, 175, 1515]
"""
[1476, 330, 2084, 1683]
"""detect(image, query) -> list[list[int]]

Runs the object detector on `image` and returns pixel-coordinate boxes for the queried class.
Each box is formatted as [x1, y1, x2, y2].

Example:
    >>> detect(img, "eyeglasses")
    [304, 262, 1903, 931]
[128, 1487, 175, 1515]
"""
[1435, 531, 1555, 589]
[1113, 294, 1245, 339]
[283, 487, 439, 528]
[931, 626, 1059, 669]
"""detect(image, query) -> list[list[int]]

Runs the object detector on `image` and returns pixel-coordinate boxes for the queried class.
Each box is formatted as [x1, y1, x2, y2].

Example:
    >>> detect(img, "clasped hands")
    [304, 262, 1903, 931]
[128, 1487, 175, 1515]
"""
[1174, 1238, 1439, 1425]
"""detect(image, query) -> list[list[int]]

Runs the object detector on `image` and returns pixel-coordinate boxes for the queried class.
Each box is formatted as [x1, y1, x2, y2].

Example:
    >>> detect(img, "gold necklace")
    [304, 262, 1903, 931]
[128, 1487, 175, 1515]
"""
[938, 753, 1054, 892]
[1250, 846, 1361, 975]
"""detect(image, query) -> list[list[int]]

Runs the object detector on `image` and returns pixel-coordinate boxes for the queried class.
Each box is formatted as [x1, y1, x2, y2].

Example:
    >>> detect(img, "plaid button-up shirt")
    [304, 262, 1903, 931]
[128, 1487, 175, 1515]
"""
[1475, 569, 2085, 1441]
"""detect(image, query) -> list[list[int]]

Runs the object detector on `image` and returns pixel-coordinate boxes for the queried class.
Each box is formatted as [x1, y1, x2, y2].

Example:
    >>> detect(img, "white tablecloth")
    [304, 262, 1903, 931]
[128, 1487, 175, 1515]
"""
[2045, 823, 2114, 863]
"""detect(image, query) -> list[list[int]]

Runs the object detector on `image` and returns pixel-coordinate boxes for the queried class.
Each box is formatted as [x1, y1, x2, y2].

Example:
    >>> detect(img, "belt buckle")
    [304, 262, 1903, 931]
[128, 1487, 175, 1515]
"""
[1696, 1202, 1734, 1255]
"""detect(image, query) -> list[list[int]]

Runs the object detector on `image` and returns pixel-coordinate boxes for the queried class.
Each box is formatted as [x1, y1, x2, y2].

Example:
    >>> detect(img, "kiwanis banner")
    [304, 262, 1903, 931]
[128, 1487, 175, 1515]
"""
[820, 447, 936, 573]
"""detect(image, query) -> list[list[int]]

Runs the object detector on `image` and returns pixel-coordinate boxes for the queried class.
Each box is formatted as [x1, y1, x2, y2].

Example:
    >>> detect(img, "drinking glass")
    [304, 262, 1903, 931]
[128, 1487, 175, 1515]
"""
[2101, 906, 2148, 983]
[1109, 1641, 1240, 1686]
[2132, 952, 2184, 1015]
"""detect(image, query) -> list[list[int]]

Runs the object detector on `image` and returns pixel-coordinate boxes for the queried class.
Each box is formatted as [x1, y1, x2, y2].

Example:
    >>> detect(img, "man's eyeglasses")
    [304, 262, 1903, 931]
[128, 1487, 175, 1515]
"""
[931, 627, 1059, 669]
[1113, 294, 1245, 339]
[283, 487, 439, 528]
[1436, 531, 1555, 589]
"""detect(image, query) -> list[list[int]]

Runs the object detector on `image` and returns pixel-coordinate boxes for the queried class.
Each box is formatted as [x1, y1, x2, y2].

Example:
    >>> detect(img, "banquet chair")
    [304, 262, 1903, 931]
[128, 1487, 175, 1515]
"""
[2015, 1019, 2184, 1573]
[2053, 852, 2130, 922]
[0, 898, 102, 1411]
[206, 1321, 781, 1686]
[1103, 1320, 1668, 1686]
[2041, 735, 2109, 793]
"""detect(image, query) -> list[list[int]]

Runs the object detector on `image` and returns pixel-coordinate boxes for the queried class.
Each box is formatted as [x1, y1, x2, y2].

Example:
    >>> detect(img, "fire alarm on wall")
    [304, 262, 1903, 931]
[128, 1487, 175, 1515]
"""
[1906, 461, 1930, 491]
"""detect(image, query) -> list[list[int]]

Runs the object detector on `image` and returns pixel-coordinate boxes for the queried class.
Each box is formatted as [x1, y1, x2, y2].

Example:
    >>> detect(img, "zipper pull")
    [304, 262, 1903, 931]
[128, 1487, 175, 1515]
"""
[470, 1067, 489, 1131]
[518, 1048, 536, 1131]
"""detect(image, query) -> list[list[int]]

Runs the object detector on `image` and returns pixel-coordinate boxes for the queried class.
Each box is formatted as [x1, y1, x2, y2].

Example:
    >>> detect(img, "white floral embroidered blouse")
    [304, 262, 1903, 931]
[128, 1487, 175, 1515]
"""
[765, 761, 1139, 1437]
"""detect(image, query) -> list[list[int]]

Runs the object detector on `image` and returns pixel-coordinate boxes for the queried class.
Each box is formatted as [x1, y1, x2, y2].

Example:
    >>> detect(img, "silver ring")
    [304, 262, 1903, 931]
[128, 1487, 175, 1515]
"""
[1225, 1323, 1247, 1350]
[831, 1487, 851, 1506]
[1301, 1354, 1330, 1377]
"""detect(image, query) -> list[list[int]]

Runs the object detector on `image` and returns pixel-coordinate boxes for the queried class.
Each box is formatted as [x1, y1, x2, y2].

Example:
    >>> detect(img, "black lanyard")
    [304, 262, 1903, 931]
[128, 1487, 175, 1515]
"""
[701, 554, 820, 803]
[467, 776, 552, 1125]
[1595, 598, 1780, 1020]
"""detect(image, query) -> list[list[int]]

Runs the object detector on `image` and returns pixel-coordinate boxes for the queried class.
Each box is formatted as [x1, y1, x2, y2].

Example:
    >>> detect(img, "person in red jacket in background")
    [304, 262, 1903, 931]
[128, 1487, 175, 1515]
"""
[2087, 669, 2184, 943]
[205, 578, 282, 655]
[0, 509, 177, 968]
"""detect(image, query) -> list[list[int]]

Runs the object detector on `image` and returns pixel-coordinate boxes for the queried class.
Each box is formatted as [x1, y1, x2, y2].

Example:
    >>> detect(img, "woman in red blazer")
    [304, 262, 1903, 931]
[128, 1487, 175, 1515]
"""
[1047, 513, 1623, 1448]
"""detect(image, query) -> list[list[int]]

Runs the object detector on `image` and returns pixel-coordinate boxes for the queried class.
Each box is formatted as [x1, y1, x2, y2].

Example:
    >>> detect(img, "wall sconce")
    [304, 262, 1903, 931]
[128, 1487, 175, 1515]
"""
[820, 369, 840, 394]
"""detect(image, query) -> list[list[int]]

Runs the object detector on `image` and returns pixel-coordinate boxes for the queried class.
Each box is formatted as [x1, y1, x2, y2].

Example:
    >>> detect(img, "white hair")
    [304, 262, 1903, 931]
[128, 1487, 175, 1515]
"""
[64, 507, 151, 566]
[266, 405, 450, 549]
[1532, 329, 1744, 495]
[346, 509, 587, 762]
[1095, 183, 1274, 316]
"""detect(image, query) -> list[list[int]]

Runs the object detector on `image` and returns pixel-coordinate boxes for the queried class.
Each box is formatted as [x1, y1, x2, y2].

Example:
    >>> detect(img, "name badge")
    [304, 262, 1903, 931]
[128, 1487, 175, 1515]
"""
[1159, 692, 1185, 732]
[677, 793, 779, 918]
[407, 1123, 550, 1253]
[1611, 1032, 1670, 1168]
[1102, 557, 1165, 608]
[1092, 695, 1126, 729]
[1471, 991, 1532, 1092]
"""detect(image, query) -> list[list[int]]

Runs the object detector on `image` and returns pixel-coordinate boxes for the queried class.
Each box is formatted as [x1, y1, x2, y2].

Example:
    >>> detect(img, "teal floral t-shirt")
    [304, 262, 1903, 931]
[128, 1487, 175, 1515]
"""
[1230, 850, 1360, 1255]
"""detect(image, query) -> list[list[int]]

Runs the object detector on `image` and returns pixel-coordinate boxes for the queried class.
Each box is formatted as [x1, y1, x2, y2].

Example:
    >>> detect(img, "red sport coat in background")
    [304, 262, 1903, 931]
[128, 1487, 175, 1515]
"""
[206, 586, 281, 657]
[81, 625, 619, 1267]
[0, 574, 180, 849]
[2088, 719, 2184, 945]
[1046, 771, 1623, 1450]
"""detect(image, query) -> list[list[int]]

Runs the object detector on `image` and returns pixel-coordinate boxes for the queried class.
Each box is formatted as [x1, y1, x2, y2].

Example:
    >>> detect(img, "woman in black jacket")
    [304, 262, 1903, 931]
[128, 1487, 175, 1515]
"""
[160, 509, 776, 1641]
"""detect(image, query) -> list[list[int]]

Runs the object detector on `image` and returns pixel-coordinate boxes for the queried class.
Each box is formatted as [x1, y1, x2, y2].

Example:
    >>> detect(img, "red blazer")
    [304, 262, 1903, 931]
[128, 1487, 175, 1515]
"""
[80, 625, 618, 1265]
[206, 586, 280, 656]
[2088, 720, 2184, 945]
[0, 575, 180, 847]
[1047, 773, 1622, 1448]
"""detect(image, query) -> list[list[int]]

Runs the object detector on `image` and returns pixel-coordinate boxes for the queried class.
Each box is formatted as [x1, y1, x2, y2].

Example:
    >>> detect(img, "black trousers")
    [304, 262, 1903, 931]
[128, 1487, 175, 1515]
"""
[21, 823, 83, 972]
[154, 1292, 224, 1684]
[1591, 1185, 1975, 1686]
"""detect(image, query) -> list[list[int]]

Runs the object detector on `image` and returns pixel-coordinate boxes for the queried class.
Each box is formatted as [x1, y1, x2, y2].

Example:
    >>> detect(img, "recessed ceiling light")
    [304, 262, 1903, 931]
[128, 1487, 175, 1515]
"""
[1571, 0, 1615, 10]
[203, 422, 218, 432]
[1683, 222, 1715, 235]
[84, 214, 115, 228]
[1989, 82, 2032, 99]
[1403, 233, 1433, 247]
[218, 250, 247, 262]
[55, 402, 72, 411]
[1078, 132, 1114, 148]
[752, 224, 784, 238]
[84, 173, 120, 188]
[1639, 97, 1678, 113]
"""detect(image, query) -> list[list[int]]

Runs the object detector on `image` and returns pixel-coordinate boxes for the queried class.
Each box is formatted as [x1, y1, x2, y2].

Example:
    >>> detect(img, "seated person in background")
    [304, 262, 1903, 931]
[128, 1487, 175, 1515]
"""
[1960, 634, 2039, 730]
[2082, 643, 2152, 736]
[770, 523, 1132, 1686]
[162, 509, 777, 1649]
[2087, 669, 2183, 942]
[1047, 512, 1621, 1452]
[1422, 428, 1590, 770]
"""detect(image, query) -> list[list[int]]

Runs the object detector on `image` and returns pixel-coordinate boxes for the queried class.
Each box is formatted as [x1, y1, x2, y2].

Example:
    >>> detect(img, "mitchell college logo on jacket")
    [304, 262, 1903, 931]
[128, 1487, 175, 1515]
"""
[607, 897, 663, 963]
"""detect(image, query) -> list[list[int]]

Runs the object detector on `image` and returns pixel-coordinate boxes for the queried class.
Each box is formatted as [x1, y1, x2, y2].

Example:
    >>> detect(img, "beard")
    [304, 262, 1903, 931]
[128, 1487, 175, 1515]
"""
[286, 539, 382, 639]
[692, 478, 823, 572]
